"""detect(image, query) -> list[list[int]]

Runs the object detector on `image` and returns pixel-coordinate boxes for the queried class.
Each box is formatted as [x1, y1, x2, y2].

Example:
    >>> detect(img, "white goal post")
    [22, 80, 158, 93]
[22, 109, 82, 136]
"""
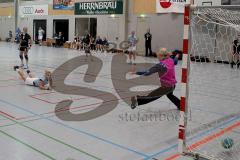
[178, 4, 240, 160]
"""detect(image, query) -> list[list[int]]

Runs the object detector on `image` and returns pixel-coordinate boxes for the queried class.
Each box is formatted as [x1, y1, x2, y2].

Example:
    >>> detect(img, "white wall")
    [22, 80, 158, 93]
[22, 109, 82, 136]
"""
[17, 14, 125, 43]
[194, 0, 221, 6]
[0, 3, 14, 40]
[231, 0, 240, 5]
[0, 16, 15, 40]
[18, 0, 127, 44]
[128, 0, 184, 53]
[1, 0, 184, 53]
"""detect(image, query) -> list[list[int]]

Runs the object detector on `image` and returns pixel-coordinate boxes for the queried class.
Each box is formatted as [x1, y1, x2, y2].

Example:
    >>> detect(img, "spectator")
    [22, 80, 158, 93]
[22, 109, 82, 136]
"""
[102, 37, 109, 52]
[144, 28, 152, 57]
[85, 33, 90, 45]
[55, 32, 64, 47]
[6, 30, 13, 42]
[77, 36, 83, 50]
[15, 27, 21, 43]
[70, 36, 77, 49]
[38, 27, 45, 46]
[90, 36, 96, 51]
[128, 31, 138, 65]
[96, 36, 103, 52]
[230, 34, 240, 69]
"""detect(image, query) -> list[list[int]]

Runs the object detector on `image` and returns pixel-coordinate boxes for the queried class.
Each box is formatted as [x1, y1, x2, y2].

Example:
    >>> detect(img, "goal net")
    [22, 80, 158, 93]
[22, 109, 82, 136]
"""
[179, 6, 240, 160]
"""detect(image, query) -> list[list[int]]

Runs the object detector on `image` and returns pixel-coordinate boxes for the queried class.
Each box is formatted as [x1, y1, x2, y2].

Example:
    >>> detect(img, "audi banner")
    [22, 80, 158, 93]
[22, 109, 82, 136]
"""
[19, 5, 48, 16]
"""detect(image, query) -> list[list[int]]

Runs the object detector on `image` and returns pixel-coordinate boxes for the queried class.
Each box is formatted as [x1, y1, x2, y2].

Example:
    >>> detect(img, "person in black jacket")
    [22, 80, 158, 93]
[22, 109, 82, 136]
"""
[145, 29, 152, 57]
[19, 27, 32, 69]
[230, 35, 240, 69]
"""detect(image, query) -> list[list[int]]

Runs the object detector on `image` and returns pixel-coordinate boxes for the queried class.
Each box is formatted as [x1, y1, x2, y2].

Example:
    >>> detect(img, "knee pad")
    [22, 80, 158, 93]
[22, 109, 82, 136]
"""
[24, 55, 28, 60]
[19, 54, 23, 60]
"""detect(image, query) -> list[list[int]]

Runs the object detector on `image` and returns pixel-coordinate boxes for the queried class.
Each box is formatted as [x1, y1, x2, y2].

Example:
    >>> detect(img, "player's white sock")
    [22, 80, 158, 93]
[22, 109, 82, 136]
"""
[128, 59, 132, 64]
[24, 61, 28, 69]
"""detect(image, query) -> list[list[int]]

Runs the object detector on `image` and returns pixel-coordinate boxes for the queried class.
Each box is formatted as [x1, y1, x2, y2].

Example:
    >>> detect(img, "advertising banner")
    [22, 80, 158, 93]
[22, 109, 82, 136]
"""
[156, 0, 189, 13]
[53, 0, 75, 10]
[75, 0, 123, 15]
[19, 5, 48, 16]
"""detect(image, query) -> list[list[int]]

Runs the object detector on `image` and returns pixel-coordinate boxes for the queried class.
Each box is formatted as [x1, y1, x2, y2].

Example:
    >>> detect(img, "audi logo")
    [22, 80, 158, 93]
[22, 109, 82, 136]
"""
[22, 7, 34, 14]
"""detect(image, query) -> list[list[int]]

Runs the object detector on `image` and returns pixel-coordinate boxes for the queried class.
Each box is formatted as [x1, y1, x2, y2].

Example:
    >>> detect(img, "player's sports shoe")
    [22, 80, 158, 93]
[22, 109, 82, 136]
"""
[24, 66, 29, 69]
[128, 61, 132, 65]
[131, 96, 138, 109]
[13, 66, 19, 71]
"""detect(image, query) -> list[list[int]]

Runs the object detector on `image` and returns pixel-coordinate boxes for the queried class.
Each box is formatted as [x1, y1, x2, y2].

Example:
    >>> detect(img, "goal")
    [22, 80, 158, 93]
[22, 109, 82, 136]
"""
[178, 5, 240, 160]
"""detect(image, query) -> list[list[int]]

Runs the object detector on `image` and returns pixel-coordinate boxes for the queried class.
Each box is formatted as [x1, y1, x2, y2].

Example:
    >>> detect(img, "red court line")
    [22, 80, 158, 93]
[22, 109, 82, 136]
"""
[30, 90, 125, 105]
[29, 95, 56, 104]
[16, 95, 130, 120]
[0, 110, 16, 119]
[15, 104, 96, 120]
[29, 82, 126, 104]
[0, 99, 101, 122]
[0, 106, 96, 127]
[29, 91, 56, 97]
[165, 120, 240, 160]
[16, 99, 115, 120]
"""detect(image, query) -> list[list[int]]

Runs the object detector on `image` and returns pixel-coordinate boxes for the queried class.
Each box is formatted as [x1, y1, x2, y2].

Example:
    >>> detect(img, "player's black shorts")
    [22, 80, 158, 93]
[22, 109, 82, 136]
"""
[19, 46, 28, 52]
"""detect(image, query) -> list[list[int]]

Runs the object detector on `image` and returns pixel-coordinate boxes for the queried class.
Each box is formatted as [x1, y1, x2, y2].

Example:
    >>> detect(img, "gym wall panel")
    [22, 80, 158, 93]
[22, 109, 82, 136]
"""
[0, 6, 13, 16]
[0, 4, 14, 40]
[73, 0, 127, 46]
[48, 5, 74, 15]
[133, 0, 156, 14]
[231, 0, 240, 5]
[0, 16, 14, 40]
[96, 15, 125, 47]
[128, 0, 184, 53]
[18, 15, 75, 41]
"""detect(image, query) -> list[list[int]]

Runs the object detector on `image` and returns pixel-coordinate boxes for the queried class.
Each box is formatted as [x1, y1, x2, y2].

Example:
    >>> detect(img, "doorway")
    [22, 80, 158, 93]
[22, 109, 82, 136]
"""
[53, 19, 69, 41]
[33, 19, 47, 42]
[75, 18, 97, 37]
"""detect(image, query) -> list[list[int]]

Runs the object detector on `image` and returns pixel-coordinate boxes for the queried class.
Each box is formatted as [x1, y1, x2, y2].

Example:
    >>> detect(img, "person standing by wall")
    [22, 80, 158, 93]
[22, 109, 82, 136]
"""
[38, 27, 45, 46]
[230, 34, 240, 69]
[145, 28, 152, 57]
[128, 31, 138, 65]
[6, 30, 13, 42]
[15, 27, 21, 43]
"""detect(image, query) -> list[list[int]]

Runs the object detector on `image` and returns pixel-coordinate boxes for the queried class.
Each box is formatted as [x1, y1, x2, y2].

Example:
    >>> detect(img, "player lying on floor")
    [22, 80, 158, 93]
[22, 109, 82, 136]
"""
[14, 66, 52, 90]
[130, 48, 180, 110]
